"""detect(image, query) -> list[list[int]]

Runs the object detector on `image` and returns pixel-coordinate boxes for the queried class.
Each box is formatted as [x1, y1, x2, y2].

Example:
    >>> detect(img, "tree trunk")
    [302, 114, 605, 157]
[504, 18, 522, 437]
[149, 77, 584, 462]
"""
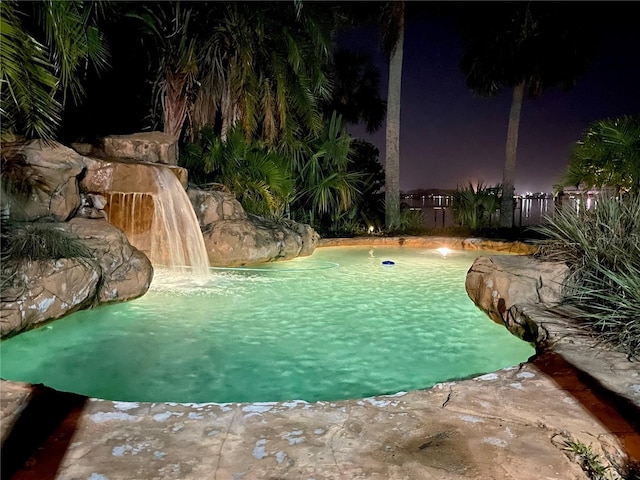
[500, 81, 525, 228]
[384, 3, 405, 229]
[163, 70, 189, 140]
[220, 87, 231, 142]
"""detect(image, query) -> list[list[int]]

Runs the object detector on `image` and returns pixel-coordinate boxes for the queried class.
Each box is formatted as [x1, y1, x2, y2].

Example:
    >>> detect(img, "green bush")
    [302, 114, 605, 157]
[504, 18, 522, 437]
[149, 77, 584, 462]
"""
[181, 126, 294, 219]
[1, 220, 92, 263]
[534, 194, 640, 358]
[452, 182, 500, 229]
[389, 208, 425, 235]
[1, 217, 93, 301]
[562, 439, 611, 480]
[564, 115, 640, 195]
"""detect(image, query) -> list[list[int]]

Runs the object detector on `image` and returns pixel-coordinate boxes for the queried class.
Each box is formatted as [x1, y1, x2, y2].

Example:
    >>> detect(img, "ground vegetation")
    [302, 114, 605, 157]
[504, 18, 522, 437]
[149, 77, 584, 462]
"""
[535, 194, 640, 359]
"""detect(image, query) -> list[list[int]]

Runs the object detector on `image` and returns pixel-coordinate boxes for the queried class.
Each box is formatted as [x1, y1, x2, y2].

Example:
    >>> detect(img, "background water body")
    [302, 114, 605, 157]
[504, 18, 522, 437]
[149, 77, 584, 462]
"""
[0, 247, 534, 403]
[403, 195, 562, 228]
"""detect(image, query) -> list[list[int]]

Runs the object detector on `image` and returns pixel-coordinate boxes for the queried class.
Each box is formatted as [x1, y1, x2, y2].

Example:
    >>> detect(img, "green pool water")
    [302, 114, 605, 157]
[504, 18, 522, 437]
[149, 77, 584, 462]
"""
[0, 246, 534, 403]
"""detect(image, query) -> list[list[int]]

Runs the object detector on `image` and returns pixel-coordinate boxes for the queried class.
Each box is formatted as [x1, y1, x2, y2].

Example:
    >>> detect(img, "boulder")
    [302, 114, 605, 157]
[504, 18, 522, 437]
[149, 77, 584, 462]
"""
[0, 219, 153, 338]
[67, 218, 153, 303]
[0, 258, 100, 338]
[189, 188, 318, 266]
[284, 221, 319, 257]
[81, 156, 188, 193]
[2, 141, 86, 222]
[188, 188, 248, 225]
[465, 255, 568, 329]
[201, 218, 300, 266]
[102, 132, 178, 166]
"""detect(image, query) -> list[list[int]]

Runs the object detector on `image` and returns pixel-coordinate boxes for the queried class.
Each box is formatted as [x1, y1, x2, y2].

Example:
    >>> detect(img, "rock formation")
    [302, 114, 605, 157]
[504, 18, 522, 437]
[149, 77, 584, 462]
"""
[1, 141, 153, 338]
[83, 133, 318, 268]
[0, 136, 318, 336]
[102, 131, 179, 166]
[0, 219, 152, 338]
[465, 255, 568, 341]
[1, 141, 85, 222]
[81, 157, 209, 273]
[189, 188, 319, 266]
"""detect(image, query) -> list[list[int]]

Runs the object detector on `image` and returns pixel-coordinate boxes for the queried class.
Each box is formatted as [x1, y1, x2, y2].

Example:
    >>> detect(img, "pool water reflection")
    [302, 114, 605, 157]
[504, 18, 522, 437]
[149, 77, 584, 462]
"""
[0, 247, 534, 403]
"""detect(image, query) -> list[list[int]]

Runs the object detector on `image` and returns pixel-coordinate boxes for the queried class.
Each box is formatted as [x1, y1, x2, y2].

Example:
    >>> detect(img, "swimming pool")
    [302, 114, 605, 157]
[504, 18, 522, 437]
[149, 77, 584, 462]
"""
[0, 246, 534, 403]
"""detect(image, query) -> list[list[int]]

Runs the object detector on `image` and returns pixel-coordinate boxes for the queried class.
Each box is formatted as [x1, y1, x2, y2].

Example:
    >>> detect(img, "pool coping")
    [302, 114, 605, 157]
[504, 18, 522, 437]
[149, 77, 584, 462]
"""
[318, 235, 538, 254]
[2, 236, 639, 479]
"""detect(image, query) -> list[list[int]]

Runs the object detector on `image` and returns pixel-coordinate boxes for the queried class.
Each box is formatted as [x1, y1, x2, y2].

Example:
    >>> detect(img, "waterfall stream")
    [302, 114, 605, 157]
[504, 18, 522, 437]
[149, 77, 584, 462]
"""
[104, 164, 210, 277]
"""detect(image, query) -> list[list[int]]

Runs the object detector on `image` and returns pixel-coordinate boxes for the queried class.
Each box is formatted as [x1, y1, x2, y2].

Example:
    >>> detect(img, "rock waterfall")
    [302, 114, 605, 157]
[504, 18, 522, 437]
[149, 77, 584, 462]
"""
[83, 158, 210, 277]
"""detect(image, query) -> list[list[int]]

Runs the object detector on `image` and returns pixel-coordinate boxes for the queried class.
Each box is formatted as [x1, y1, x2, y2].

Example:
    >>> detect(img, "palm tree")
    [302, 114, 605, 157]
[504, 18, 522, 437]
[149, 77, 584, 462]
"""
[181, 111, 363, 230]
[0, 0, 109, 141]
[133, 2, 335, 144]
[452, 181, 500, 229]
[1, 1, 59, 141]
[380, 0, 405, 229]
[200, 2, 335, 146]
[291, 112, 362, 230]
[564, 115, 640, 195]
[127, 2, 201, 139]
[459, 3, 596, 227]
[181, 125, 294, 218]
[323, 48, 386, 134]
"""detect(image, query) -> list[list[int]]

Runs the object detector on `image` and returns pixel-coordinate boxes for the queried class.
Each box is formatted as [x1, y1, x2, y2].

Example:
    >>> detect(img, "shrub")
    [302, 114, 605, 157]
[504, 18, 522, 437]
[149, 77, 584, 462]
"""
[181, 126, 294, 219]
[452, 182, 500, 229]
[534, 194, 640, 358]
[562, 439, 611, 480]
[394, 208, 425, 235]
[1, 221, 92, 263]
[1, 216, 93, 302]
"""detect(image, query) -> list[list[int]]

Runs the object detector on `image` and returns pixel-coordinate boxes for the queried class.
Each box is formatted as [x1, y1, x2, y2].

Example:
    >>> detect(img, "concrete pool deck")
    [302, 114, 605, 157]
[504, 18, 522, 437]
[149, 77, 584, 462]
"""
[2, 238, 639, 479]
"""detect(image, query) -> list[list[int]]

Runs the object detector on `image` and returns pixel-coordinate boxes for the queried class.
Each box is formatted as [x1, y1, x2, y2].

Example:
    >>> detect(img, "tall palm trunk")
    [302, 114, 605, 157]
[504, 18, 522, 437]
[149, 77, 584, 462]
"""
[500, 81, 525, 228]
[384, 2, 405, 229]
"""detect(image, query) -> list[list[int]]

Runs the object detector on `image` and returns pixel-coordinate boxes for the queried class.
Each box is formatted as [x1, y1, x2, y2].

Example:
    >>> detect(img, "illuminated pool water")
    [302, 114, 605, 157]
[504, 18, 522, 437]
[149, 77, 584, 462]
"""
[0, 247, 534, 403]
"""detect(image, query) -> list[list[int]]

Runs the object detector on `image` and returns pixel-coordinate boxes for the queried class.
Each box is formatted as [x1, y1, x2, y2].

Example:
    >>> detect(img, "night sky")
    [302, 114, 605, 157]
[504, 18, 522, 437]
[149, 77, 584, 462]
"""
[340, 4, 640, 194]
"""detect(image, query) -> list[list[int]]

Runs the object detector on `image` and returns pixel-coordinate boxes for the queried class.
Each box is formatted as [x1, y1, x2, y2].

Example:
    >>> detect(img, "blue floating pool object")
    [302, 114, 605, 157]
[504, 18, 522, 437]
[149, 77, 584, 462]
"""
[382, 260, 395, 266]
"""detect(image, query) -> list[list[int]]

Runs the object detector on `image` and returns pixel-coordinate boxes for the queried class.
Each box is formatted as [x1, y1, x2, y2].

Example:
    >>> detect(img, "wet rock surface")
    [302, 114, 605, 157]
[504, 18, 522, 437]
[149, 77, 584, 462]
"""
[0, 219, 152, 338]
[2, 141, 86, 222]
[190, 188, 318, 266]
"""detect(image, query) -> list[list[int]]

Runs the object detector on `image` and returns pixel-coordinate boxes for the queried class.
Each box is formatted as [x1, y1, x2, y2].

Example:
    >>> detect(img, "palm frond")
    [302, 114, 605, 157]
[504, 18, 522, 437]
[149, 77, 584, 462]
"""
[0, 1, 60, 140]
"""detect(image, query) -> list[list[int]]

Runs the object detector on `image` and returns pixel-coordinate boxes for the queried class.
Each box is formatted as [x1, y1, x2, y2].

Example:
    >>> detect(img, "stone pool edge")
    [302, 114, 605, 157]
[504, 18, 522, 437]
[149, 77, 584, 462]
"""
[318, 235, 538, 254]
